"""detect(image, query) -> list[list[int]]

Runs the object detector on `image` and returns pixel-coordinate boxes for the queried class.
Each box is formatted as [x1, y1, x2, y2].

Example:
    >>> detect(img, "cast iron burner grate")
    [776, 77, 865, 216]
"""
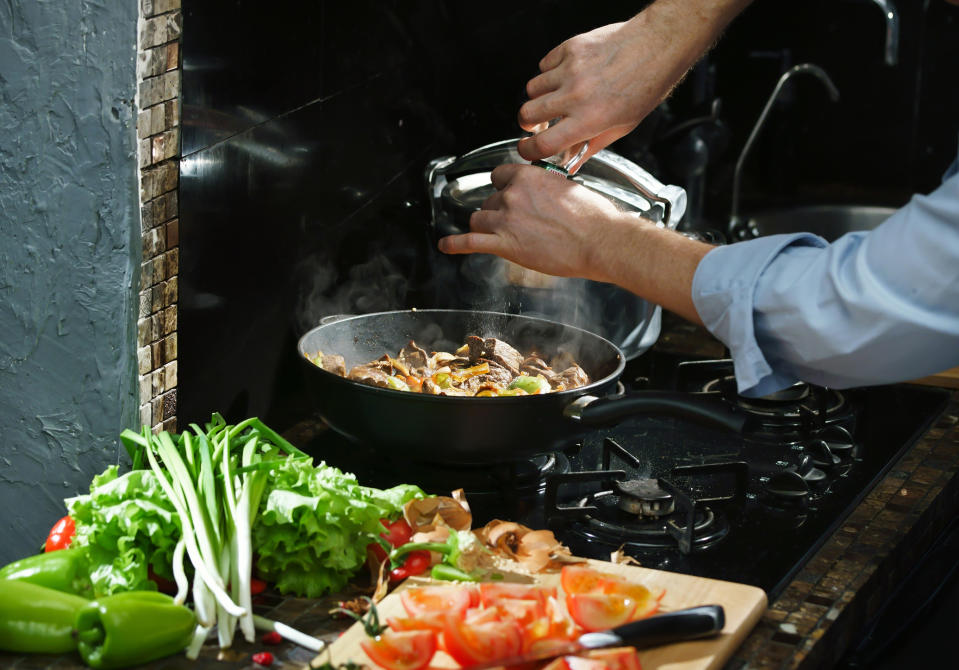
[544, 438, 749, 554]
[677, 360, 856, 444]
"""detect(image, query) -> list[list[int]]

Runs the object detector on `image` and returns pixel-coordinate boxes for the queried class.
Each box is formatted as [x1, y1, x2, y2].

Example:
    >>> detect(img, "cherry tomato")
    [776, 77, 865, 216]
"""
[442, 616, 524, 666]
[252, 651, 275, 666]
[360, 629, 437, 670]
[369, 518, 415, 562]
[389, 550, 432, 582]
[382, 518, 413, 547]
[566, 593, 636, 632]
[44, 515, 75, 552]
[250, 577, 268, 595]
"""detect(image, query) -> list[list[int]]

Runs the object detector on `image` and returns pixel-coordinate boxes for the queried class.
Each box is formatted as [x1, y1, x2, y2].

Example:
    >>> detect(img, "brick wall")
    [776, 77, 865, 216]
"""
[136, 0, 181, 432]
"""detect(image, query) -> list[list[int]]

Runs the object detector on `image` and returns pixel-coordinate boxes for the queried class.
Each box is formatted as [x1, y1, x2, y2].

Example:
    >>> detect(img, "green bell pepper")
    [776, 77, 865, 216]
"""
[0, 579, 89, 653]
[74, 591, 195, 669]
[0, 547, 92, 597]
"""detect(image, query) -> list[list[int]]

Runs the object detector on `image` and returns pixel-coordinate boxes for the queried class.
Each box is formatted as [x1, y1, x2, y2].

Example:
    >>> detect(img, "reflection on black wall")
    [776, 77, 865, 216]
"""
[178, 0, 959, 431]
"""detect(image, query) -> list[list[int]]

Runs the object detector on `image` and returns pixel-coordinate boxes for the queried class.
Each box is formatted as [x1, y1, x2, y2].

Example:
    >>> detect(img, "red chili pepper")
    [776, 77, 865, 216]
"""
[261, 631, 283, 645]
[252, 651, 274, 666]
[389, 549, 432, 582]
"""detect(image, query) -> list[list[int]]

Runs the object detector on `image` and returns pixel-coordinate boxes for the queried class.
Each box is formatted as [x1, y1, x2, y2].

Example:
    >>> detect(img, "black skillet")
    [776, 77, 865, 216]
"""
[297, 309, 745, 464]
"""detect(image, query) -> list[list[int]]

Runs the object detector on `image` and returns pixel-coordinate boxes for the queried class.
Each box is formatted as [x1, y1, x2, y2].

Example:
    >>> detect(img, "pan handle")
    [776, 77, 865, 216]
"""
[564, 391, 747, 433]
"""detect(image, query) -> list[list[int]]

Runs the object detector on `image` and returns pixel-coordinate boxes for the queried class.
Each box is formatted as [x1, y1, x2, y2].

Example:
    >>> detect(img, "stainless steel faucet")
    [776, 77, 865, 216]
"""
[870, 0, 900, 67]
[729, 63, 840, 238]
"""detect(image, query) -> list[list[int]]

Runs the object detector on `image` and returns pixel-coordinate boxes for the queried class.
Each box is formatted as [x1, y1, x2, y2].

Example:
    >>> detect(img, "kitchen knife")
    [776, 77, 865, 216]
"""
[468, 604, 725, 669]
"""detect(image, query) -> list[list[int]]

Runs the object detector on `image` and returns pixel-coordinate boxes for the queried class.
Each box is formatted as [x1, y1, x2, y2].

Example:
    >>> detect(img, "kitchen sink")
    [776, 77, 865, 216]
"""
[741, 204, 897, 242]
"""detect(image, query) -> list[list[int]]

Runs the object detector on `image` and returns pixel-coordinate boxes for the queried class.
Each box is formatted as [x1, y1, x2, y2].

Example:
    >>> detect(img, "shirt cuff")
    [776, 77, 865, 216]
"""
[691, 233, 828, 397]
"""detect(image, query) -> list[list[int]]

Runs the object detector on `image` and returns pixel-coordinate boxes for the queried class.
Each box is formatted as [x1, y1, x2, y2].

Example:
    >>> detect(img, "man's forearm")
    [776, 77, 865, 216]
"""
[588, 215, 714, 326]
[625, 0, 754, 100]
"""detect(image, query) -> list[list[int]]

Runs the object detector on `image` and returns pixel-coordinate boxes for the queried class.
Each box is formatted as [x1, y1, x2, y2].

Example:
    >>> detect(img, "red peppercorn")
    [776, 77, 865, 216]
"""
[252, 651, 275, 666]
[261, 631, 283, 645]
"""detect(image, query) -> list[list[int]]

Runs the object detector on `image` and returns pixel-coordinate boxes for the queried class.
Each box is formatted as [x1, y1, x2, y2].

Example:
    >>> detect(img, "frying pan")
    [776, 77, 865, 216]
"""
[297, 309, 746, 464]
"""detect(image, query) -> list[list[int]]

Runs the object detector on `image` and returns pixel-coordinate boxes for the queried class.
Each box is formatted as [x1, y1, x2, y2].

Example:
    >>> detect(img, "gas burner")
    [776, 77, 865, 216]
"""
[613, 478, 675, 517]
[544, 442, 749, 554]
[569, 489, 728, 551]
[703, 375, 847, 421]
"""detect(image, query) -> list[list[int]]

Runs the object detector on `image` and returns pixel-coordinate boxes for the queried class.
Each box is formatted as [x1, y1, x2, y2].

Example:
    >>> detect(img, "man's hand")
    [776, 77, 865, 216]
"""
[517, 0, 753, 168]
[437, 164, 631, 282]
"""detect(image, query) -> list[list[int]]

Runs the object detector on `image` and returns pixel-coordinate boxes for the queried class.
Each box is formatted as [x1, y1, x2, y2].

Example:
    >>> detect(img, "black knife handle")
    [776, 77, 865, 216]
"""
[609, 605, 725, 649]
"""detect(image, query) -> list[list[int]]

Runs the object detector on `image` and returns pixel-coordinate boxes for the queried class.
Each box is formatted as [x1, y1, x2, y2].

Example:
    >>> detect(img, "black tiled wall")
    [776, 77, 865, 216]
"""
[178, 0, 959, 430]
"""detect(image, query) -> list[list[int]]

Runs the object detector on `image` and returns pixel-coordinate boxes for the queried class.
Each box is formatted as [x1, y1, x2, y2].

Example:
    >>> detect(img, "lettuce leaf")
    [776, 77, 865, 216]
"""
[65, 465, 181, 596]
[253, 458, 424, 598]
[66, 453, 425, 599]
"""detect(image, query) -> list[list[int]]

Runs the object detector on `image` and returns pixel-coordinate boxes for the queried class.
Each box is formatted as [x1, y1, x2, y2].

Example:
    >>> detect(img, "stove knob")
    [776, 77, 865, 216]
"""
[764, 470, 810, 502]
[796, 455, 827, 486]
[805, 439, 841, 468]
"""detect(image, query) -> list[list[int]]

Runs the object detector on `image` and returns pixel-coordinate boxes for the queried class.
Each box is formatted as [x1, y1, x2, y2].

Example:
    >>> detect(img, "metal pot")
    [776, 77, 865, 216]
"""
[425, 139, 687, 360]
[298, 309, 744, 465]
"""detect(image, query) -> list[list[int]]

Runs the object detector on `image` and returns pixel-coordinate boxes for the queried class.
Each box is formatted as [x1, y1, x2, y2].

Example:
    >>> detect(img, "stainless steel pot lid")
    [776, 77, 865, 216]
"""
[426, 138, 687, 238]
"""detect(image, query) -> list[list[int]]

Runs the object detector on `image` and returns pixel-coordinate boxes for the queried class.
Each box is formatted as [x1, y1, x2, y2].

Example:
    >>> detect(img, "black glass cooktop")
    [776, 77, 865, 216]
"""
[302, 356, 949, 600]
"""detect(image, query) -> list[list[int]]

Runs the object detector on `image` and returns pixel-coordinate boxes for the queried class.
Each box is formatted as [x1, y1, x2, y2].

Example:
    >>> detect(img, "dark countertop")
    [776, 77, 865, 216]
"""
[5, 316, 957, 670]
[654, 315, 959, 670]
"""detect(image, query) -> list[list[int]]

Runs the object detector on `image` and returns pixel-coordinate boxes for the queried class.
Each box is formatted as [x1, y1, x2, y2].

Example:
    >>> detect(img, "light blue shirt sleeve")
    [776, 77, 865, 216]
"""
[692, 162, 959, 397]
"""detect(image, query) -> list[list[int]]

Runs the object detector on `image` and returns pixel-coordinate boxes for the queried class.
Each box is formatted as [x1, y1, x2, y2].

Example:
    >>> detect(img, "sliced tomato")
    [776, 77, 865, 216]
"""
[600, 577, 663, 620]
[479, 582, 551, 608]
[566, 593, 636, 632]
[442, 616, 524, 666]
[464, 606, 502, 625]
[565, 656, 614, 670]
[495, 597, 546, 626]
[560, 565, 612, 595]
[386, 616, 444, 633]
[360, 629, 437, 670]
[400, 585, 472, 619]
[585, 647, 643, 670]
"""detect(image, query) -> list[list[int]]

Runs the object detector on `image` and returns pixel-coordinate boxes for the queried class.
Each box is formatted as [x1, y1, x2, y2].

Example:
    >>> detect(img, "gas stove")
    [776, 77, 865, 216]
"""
[302, 353, 949, 600]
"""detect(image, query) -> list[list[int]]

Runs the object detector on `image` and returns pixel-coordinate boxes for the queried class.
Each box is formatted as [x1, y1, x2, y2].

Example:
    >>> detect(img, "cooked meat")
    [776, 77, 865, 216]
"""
[430, 351, 468, 369]
[313, 333, 589, 397]
[397, 341, 430, 376]
[557, 364, 590, 390]
[550, 349, 579, 373]
[465, 336, 524, 376]
[462, 361, 514, 394]
[520, 356, 559, 383]
[347, 364, 392, 388]
[315, 352, 347, 377]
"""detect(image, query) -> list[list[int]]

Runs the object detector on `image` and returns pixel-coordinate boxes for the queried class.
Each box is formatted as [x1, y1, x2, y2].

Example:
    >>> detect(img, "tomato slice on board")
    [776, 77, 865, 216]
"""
[400, 585, 472, 619]
[565, 656, 617, 670]
[442, 616, 524, 666]
[360, 629, 437, 670]
[585, 647, 643, 670]
[479, 582, 551, 608]
[44, 515, 75, 552]
[386, 616, 445, 633]
[560, 565, 612, 595]
[599, 577, 663, 620]
[566, 593, 637, 632]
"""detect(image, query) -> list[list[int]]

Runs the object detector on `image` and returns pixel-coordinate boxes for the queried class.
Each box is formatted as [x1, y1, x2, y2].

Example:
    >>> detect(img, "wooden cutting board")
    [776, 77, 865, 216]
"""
[319, 559, 767, 670]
